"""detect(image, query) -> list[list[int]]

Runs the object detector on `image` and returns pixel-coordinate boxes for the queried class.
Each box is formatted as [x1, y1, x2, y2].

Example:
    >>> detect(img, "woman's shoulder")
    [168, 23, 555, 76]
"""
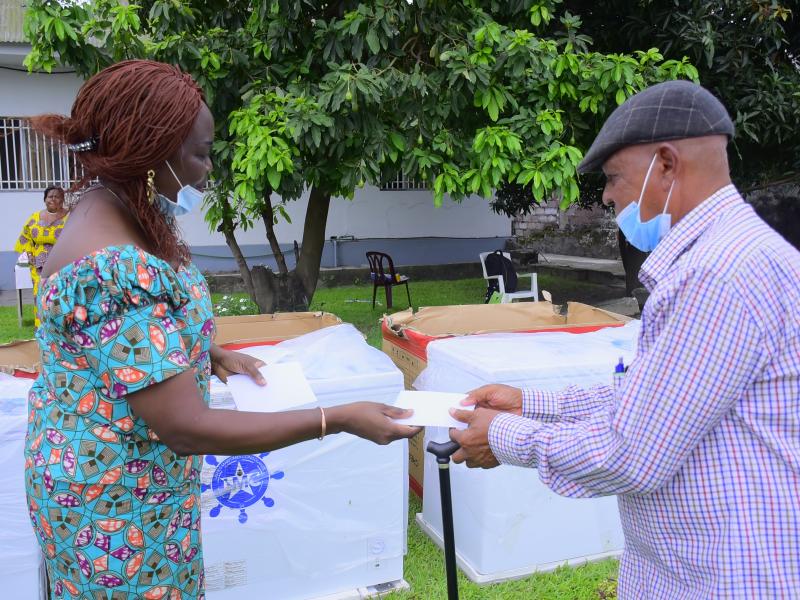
[39, 245, 195, 328]
[22, 211, 40, 226]
[41, 191, 141, 276]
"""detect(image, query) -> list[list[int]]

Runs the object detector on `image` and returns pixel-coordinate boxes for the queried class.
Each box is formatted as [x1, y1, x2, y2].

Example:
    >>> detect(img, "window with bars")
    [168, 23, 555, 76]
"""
[380, 170, 429, 191]
[0, 117, 84, 190]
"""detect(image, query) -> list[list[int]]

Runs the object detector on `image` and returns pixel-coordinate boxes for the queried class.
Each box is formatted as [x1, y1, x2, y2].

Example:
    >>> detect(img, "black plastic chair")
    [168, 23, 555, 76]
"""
[366, 251, 411, 310]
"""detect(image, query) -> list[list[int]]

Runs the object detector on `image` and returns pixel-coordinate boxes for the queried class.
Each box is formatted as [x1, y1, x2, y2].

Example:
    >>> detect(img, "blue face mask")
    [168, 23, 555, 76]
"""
[615, 154, 675, 252]
[155, 161, 205, 218]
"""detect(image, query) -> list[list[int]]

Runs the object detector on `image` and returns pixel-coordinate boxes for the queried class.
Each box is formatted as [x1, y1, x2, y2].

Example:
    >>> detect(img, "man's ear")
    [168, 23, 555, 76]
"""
[655, 143, 679, 192]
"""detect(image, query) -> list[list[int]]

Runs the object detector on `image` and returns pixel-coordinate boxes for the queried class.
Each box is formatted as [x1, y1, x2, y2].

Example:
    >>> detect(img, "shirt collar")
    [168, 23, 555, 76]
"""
[639, 184, 742, 290]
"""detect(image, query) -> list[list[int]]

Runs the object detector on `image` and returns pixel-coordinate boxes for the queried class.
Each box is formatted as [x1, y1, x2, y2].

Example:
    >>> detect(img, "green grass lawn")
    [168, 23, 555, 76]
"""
[0, 303, 36, 343]
[308, 277, 489, 347]
[0, 274, 621, 345]
[2, 275, 621, 598]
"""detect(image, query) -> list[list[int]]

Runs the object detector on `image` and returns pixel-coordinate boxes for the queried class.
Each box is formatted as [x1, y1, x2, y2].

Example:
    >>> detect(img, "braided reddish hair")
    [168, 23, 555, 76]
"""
[31, 59, 205, 265]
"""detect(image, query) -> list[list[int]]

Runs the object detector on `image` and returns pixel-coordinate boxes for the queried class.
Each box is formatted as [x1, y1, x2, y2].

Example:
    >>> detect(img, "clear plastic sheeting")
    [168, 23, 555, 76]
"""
[202, 324, 407, 600]
[242, 323, 399, 382]
[414, 320, 641, 393]
[415, 322, 642, 582]
[0, 374, 45, 599]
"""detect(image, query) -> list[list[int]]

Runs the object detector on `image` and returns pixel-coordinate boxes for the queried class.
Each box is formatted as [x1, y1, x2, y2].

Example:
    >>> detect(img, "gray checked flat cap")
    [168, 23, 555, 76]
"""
[578, 80, 734, 173]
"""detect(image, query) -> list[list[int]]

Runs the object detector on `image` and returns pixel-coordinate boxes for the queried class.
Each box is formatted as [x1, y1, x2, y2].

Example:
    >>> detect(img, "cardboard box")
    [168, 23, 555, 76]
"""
[381, 302, 630, 497]
[0, 340, 40, 378]
[213, 312, 342, 347]
[0, 312, 342, 377]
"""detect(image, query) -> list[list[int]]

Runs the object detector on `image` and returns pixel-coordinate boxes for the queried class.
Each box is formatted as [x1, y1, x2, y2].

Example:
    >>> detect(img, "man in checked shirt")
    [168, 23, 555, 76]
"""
[449, 80, 800, 599]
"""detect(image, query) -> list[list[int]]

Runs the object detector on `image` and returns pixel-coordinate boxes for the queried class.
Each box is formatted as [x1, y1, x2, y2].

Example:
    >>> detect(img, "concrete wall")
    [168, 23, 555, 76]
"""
[2, 186, 511, 288]
[512, 198, 614, 237]
[745, 184, 800, 250]
[0, 60, 511, 288]
[0, 67, 83, 115]
[190, 235, 512, 275]
[177, 187, 509, 245]
[512, 198, 619, 259]
[176, 187, 511, 272]
[2, 184, 511, 289]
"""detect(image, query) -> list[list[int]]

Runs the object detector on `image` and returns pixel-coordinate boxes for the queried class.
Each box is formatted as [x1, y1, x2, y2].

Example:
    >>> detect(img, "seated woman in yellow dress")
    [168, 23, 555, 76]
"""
[14, 185, 69, 325]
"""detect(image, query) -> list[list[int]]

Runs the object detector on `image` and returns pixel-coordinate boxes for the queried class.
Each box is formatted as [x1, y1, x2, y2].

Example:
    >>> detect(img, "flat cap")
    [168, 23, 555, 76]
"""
[578, 80, 734, 173]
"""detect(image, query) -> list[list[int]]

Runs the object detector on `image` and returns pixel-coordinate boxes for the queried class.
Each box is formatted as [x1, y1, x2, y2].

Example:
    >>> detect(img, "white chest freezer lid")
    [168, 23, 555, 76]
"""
[417, 320, 641, 387]
[237, 324, 403, 398]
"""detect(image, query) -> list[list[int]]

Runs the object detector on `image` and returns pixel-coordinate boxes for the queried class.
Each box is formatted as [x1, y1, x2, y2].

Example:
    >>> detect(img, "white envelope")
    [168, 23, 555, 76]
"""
[226, 361, 317, 413]
[392, 390, 473, 430]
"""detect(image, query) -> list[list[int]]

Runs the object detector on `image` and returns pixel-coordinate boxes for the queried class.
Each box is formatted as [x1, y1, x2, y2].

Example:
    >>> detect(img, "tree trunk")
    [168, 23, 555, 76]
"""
[262, 190, 289, 275]
[220, 213, 255, 298]
[249, 186, 331, 313]
[250, 266, 309, 313]
[295, 186, 331, 302]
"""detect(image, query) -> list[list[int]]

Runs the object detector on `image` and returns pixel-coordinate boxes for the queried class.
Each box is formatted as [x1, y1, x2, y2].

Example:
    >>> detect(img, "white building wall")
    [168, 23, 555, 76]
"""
[0, 62, 512, 286]
[176, 188, 510, 245]
[1, 188, 510, 253]
[0, 68, 84, 255]
[0, 68, 83, 115]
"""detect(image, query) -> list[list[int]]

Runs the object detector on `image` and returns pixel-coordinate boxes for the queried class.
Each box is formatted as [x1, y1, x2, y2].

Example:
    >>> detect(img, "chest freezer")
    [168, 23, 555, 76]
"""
[415, 321, 641, 583]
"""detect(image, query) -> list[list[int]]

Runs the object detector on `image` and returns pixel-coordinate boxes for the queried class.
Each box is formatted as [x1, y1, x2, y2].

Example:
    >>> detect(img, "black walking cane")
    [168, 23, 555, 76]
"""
[426, 440, 461, 600]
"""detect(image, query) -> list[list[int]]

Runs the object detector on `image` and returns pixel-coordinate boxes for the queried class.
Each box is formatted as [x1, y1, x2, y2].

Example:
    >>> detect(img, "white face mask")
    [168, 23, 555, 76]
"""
[155, 161, 205, 218]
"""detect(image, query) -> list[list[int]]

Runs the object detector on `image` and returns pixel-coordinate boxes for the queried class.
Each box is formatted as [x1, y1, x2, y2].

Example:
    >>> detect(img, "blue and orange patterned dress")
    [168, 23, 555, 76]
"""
[24, 245, 216, 599]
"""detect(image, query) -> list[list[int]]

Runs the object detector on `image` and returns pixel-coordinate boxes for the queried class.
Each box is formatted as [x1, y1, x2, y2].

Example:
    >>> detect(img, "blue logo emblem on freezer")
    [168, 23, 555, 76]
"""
[202, 453, 284, 524]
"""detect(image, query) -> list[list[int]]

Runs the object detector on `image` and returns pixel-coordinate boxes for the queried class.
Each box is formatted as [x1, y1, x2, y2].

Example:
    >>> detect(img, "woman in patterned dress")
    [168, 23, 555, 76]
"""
[25, 60, 419, 600]
[14, 185, 69, 326]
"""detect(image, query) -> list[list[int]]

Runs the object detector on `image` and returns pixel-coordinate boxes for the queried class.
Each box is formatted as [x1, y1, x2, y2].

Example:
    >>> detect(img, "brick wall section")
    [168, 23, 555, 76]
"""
[512, 199, 620, 259]
[512, 185, 800, 259]
[511, 185, 800, 261]
[512, 199, 612, 235]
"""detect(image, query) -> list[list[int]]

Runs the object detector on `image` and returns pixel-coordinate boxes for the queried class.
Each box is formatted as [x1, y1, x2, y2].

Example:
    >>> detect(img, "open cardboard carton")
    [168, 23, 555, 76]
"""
[0, 312, 343, 377]
[213, 312, 341, 348]
[0, 339, 40, 378]
[381, 301, 631, 497]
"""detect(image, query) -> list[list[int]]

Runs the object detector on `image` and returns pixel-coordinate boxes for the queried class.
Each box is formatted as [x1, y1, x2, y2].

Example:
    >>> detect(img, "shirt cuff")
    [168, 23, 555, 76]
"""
[488, 412, 544, 468]
[521, 388, 561, 421]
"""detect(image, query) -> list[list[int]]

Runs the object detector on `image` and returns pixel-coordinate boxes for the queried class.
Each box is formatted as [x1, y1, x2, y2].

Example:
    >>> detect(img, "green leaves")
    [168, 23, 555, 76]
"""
[110, 3, 141, 36]
[200, 48, 220, 71]
[560, 0, 800, 191]
[474, 86, 514, 122]
[474, 22, 502, 46]
[365, 27, 380, 54]
[22, 0, 705, 236]
[228, 92, 300, 216]
[535, 109, 564, 137]
[530, 2, 556, 28]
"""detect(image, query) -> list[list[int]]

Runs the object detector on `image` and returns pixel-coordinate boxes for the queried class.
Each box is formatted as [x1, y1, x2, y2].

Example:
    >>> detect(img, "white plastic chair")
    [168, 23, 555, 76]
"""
[479, 251, 538, 303]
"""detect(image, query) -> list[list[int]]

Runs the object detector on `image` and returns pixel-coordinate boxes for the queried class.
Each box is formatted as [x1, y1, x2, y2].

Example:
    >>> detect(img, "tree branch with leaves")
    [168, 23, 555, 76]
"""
[24, 0, 697, 310]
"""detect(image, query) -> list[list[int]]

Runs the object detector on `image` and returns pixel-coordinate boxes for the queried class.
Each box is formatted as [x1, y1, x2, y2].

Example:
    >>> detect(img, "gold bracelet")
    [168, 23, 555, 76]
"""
[317, 406, 326, 441]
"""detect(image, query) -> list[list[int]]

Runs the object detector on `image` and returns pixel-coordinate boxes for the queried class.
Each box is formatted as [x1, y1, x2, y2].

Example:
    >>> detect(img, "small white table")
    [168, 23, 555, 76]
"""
[14, 264, 33, 327]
